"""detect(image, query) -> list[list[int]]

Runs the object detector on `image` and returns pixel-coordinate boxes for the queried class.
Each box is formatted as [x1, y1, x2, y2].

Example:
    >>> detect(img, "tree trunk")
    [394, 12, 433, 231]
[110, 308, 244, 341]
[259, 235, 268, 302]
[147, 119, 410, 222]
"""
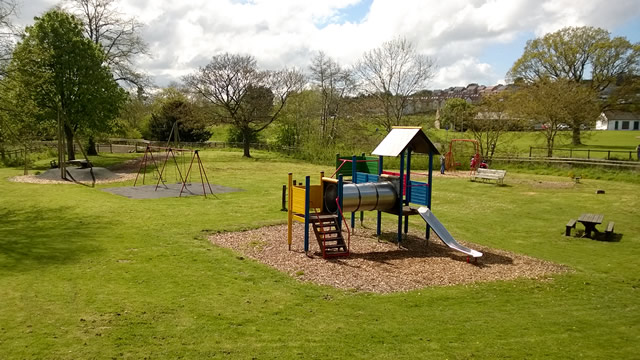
[572, 127, 582, 145]
[64, 125, 76, 161]
[87, 136, 98, 156]
[547, 137, 554, 157]
[242, 130, 251, 158]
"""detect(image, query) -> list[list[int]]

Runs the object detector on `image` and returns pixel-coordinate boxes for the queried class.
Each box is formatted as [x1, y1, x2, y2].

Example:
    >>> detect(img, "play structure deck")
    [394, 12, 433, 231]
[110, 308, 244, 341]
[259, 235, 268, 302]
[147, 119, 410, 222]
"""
[287, 126, 483, 261]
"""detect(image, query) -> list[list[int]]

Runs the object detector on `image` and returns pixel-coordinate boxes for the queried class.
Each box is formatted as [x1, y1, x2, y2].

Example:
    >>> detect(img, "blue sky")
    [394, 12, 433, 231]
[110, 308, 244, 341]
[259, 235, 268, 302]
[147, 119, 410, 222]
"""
[16, 0, 640, 89]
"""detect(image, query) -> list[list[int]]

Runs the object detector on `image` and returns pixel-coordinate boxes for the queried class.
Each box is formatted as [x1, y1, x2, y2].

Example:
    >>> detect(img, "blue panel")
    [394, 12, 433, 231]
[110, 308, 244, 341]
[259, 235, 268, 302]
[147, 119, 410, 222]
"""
[356, 172, 379, 183]
[409, 180, 430, 206]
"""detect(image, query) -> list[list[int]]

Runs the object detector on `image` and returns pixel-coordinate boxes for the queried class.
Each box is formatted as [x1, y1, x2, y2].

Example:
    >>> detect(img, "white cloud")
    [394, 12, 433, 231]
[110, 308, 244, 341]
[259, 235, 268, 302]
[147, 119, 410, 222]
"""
[13, 0, 640, 89]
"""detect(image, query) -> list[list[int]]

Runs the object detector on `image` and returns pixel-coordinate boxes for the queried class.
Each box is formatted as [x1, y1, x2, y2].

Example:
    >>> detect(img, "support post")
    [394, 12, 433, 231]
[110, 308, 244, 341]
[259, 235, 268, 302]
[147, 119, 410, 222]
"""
[426, 152, 434, 240]
[304, 176, 310, 253]
[397, 150, 405, 245]
[281, 185, 287, 211]
[404, 148, 412, 235]
[337, 175, 344, 231]
[288, 173, 293, 250]
[377, 156, 383, 236]
[351, 155, 357, 231]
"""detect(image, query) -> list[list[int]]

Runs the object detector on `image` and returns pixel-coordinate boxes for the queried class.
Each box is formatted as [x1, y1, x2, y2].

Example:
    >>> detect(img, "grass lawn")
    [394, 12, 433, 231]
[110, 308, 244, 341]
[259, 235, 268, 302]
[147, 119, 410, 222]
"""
[1, 149, 639, 359]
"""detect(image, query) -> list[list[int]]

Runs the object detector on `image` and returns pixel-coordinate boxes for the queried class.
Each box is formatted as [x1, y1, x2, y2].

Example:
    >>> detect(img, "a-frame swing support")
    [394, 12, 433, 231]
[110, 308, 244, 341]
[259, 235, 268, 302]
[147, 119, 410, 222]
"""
[179, 150, 214, 198]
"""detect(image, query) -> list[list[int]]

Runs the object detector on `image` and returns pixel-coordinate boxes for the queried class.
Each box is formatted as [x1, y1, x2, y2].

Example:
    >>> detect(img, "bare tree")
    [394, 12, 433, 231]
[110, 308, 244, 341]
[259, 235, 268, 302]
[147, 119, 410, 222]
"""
[309, 51, 354, 144]
[0, 0, 18, 72]
[468, 92, 522, 160]
[354, 37, 436, 131]
[183, 53, 304, 157]
[65, 0, 149, 89]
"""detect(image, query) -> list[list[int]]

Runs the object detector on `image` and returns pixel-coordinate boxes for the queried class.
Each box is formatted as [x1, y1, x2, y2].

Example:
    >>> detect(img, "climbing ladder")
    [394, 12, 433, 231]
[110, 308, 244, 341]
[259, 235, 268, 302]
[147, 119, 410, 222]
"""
[310, 214, 349, 258]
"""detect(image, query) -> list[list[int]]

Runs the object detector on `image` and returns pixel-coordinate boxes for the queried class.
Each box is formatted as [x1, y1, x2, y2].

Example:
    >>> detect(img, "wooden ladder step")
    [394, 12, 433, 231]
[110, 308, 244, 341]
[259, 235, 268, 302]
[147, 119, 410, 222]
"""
[316, 229, 340, 235]
[309, 214, 338, 222]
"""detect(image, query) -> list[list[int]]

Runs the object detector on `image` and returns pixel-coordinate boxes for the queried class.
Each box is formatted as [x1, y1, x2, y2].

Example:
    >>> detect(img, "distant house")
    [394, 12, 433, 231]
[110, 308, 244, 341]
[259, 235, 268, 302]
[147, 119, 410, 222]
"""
[596, 111, 640, 130]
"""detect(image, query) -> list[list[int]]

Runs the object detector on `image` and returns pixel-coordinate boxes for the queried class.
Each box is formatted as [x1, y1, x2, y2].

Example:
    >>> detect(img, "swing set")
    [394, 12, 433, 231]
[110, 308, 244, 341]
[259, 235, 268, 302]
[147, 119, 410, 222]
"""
[134, 145, 214, 198]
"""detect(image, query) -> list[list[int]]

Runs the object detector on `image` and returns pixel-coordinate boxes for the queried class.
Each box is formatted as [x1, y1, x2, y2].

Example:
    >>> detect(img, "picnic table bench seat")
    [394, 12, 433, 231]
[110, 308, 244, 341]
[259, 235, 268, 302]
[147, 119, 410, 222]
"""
[565, 219, 577, 236]
[471, 168, 507, 185]
[605, 221, 615, 241]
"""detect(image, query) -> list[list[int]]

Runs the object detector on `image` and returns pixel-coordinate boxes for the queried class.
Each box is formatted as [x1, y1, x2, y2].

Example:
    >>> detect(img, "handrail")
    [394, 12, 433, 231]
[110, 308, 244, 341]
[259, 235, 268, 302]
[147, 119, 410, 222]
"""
[335, 197, 351, 255]
[331, 160, 348, 178]
[312, 207, 328, 258]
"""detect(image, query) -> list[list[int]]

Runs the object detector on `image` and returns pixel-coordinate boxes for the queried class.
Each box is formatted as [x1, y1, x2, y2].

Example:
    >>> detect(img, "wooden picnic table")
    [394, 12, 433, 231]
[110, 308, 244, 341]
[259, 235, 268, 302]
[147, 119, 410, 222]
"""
[578, 213, 604, 238]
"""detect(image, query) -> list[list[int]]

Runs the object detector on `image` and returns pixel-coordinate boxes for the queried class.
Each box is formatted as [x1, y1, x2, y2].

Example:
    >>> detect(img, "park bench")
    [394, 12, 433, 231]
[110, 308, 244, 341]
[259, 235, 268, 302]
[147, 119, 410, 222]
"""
[565, 219, 577, 236]
[471, 168, 507, 185]
[605, 221, 615, 241]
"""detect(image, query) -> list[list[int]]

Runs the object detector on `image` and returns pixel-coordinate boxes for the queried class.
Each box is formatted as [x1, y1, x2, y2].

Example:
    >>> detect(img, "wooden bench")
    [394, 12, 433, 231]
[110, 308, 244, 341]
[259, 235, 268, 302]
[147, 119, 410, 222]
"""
[565, 219, 577, 236]
[605, 221, 615, 241]
[471, 168, 507, 185]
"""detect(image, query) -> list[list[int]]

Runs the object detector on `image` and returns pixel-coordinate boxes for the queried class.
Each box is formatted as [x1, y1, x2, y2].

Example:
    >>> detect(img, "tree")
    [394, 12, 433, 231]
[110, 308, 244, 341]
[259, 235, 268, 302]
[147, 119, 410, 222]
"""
[64, 0, 149, 89]
[8, 10, 126, 162]
[0, 0, 17, 69]
[354, 37, 436, 132]
[183, 53, 304, 157]
[440, 98, 474, 132]
[511, 79, 600, 157]
[309, 51, 354, 144]
[508, 26, 640, 144]
[468, 92, 521, 160]
[147, 99, 211, 143]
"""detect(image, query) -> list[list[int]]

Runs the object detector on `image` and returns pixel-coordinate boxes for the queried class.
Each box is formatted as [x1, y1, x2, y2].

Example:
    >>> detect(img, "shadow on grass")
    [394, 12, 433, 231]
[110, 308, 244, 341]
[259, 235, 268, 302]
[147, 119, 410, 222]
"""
[345, 231, 513, 266]
[0, 206, 107, 272]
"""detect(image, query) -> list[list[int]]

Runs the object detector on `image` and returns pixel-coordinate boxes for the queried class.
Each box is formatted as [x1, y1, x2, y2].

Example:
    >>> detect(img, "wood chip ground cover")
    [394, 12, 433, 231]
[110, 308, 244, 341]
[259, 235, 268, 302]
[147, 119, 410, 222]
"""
[209, 223, 568, 293]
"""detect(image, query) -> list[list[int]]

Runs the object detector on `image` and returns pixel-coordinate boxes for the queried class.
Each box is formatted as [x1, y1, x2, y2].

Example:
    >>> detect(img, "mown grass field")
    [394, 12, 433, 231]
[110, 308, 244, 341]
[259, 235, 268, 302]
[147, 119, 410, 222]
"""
[1, 149, 639, 359]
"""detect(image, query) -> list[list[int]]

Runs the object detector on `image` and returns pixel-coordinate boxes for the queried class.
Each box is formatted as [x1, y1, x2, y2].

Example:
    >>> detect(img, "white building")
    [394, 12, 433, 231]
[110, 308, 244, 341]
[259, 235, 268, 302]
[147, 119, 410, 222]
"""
[596, 111, 640, 130]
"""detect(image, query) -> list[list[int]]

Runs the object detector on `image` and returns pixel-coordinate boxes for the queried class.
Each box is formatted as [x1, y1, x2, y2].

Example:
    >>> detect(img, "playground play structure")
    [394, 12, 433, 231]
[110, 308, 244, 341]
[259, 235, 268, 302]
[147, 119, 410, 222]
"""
[287, 127, 483, 261]
[445, 139, 481, 172]
[134, 144, 214, 197]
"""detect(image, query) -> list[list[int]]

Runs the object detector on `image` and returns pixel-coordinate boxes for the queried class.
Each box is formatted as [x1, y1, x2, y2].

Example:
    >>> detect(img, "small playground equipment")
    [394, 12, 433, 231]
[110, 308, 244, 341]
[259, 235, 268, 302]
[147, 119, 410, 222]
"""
[445, 139, 481, 173]
[134, 145, 214, 198]
[287, 126, 483, 261]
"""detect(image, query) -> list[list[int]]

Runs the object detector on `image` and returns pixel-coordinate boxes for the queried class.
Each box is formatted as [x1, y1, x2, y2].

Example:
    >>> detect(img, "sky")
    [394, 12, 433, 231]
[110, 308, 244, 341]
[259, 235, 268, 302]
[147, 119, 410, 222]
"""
[14, 0, 640, 90]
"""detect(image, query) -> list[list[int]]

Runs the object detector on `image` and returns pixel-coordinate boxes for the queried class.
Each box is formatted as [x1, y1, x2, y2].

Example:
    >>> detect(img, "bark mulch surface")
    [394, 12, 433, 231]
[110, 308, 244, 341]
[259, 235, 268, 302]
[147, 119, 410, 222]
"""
[209, 223, 568, 293]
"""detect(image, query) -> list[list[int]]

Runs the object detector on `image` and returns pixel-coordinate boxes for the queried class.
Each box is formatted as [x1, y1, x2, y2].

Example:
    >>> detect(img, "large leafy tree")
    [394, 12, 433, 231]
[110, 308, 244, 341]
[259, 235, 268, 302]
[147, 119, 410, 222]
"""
[508, 26, 640, 144]
[511, 79, 600, 157]
[183, 53, 304, 157]
[8, 10, 126, 161]
[440, 98, 475, 132]
[354, 37, 436, 132]
[148, 99, 211, 143]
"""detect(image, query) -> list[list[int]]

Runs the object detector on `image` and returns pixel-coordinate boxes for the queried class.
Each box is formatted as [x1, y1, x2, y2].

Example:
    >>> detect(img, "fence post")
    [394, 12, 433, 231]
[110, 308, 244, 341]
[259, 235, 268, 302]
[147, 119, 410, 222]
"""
[110, 143, 113, 153]
[607, 150, 610, 160]
[587, 150, 590, 159]
[529, 146, 532, 158]
[570, 148, 573, 158]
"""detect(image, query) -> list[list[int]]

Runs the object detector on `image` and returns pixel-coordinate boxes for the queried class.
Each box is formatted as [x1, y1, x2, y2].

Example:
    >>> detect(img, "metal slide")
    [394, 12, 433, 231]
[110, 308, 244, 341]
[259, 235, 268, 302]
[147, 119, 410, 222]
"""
[418, 207, 483, 258]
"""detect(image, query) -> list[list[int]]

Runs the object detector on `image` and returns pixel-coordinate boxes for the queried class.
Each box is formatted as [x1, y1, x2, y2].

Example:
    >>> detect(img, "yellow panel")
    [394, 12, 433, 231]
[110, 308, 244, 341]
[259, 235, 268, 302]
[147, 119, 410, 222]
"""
[292, 186, 306, 214]
[308, 185, 323, 209]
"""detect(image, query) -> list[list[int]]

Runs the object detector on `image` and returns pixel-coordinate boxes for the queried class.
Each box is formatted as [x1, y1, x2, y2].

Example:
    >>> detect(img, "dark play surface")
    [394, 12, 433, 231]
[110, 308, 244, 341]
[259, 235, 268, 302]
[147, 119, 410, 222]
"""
[38, 167, 120, 182]
[102, 182, 242, 199]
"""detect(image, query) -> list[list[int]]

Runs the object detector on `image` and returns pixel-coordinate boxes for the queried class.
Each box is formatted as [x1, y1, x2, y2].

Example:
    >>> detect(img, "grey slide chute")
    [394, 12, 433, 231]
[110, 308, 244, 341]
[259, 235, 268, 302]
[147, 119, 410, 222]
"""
[418, 207, 483, 258]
